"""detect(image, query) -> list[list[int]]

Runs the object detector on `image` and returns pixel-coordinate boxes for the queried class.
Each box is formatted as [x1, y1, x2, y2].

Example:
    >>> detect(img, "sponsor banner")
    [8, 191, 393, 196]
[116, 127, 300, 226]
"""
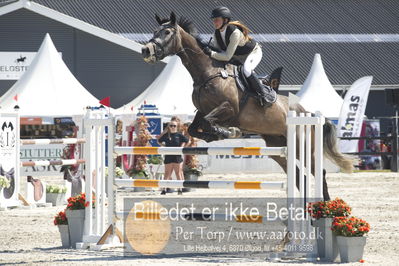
[20, 144, 66, 176]
[147, 117, 162, 135]
[0, 52, 61, 80]
[197, 139, 283, 174]
[338, 76, 373, 153]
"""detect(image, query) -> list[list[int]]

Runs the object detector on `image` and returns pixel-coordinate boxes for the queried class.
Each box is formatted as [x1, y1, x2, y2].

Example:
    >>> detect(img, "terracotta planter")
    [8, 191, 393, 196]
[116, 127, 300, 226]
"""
[337, 236, 367, 262]
[65, 209, 85, 248]
[46, 193, 65, 206]
[313, 218, 339, 262]
[57, 224, 71, 248]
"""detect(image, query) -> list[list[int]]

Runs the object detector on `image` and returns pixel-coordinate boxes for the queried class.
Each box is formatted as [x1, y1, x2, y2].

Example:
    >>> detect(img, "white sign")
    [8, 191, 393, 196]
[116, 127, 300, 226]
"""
[0, 113, 20, 207]
[20, 144, 65, 176]
[0, 52, 35, 80]
[338, 76, 373, 153]
[0, 52, 62, 80]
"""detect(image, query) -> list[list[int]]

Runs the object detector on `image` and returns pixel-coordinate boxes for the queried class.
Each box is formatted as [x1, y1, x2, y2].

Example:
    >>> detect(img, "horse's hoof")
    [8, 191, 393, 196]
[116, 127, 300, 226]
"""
[228, 127, 242, 138]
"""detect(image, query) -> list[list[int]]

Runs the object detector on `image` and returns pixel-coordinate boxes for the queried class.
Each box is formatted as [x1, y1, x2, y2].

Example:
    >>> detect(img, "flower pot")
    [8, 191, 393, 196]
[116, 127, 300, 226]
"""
[131, 175, 149, 192]
[65, 209, 85, 248]
[57, 224, 71, 248]
[183, 173, 199, 192]
[337, 236, 367, 263]
[46, 193, 65, 206]
[313, 217, 339, 262]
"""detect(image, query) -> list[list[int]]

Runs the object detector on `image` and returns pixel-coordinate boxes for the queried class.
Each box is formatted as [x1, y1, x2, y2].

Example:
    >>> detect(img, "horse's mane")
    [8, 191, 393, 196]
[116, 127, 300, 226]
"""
[159, 16, 207, 49]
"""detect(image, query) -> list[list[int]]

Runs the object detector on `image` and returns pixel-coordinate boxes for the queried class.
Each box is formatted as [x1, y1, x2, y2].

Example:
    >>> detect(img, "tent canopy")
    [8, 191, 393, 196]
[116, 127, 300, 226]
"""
[0, 34, 100, 116]
[296, 54, 343, 118]
[117, 56, 196, 115]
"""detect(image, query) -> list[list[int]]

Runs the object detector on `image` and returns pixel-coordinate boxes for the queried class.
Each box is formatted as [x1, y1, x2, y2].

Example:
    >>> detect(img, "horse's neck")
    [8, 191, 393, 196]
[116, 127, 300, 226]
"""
[176, 30, 214, 84]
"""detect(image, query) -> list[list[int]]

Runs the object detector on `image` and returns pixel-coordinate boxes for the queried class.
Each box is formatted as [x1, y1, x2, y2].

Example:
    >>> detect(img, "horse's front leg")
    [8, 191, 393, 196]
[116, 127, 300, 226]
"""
[188, 111, 219, 142]
[203, 101, 242, 140]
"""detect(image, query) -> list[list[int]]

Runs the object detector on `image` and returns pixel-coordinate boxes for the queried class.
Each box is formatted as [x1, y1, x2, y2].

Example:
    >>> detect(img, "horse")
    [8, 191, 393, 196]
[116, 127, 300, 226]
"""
[141, 12, 353, 201]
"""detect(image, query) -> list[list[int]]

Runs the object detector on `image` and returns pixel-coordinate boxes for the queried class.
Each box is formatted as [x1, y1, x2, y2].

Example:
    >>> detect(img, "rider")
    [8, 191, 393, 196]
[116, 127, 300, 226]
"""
[203, 6, 270, 106]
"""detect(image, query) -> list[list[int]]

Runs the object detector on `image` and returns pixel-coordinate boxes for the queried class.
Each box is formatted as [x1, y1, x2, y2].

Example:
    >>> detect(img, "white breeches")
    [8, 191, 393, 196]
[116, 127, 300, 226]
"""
[243, 44, 263, 77]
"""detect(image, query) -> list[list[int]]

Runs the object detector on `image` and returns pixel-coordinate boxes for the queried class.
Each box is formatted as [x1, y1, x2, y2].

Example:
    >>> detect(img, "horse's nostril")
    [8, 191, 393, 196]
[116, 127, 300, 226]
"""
[142, 46, 150, 56]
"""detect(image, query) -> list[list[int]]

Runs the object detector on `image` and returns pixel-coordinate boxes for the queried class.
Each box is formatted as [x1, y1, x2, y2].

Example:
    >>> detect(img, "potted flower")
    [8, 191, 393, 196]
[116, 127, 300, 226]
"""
[127, 165, 149, 192]
[105, 166, 126, 192]
[126, 116, 152, 190]
[65, 193, 95, 248]
[54, 210, 70, 248]
[331, 216, 370, 262]
[105, 166, 126, 179]
[308, 198, 351, 261]
[183, 155, 202, 192]
[46, 184, 67, 206]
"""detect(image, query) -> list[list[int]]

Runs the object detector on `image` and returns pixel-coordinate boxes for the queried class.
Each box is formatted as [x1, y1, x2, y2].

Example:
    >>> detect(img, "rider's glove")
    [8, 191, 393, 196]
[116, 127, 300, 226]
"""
[203, 46, 213, 56]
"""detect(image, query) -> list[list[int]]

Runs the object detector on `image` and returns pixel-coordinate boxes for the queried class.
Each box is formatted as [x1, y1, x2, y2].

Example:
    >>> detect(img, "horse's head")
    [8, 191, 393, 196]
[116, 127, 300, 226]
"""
[142, 12, 182, 63]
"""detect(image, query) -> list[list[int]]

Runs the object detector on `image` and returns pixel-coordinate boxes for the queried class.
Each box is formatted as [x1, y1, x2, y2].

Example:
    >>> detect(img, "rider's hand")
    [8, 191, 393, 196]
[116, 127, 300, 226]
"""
[203, 46, 213, 56]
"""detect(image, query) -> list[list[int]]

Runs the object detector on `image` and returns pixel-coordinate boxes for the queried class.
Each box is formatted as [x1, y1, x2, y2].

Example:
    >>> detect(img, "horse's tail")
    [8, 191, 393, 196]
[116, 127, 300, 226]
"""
[323, 119, 354, 173]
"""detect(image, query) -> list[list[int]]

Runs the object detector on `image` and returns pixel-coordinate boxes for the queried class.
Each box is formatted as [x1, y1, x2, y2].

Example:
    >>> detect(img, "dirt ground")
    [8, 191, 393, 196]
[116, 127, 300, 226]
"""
[0, 172, 398, 265]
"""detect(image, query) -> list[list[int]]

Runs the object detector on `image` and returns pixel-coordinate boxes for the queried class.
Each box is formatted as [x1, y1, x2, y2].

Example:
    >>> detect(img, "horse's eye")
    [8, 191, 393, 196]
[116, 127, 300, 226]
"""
[165, 30, 170, 35]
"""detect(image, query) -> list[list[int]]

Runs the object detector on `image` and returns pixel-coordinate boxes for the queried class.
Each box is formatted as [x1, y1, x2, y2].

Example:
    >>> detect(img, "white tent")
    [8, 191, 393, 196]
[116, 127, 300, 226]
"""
[117, 56, 196, 115]
[296, 54, 343, 118]
[0, 34, 100, 116]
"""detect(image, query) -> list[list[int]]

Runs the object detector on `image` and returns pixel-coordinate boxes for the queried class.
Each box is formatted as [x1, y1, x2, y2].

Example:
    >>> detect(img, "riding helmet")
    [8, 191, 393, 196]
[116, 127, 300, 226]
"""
[211, 6, 232, 20]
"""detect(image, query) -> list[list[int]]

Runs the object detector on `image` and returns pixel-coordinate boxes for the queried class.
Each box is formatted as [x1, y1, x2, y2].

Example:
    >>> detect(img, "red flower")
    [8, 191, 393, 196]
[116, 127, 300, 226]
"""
[331, 216, 370, 237]
[65, 192, 95, 210]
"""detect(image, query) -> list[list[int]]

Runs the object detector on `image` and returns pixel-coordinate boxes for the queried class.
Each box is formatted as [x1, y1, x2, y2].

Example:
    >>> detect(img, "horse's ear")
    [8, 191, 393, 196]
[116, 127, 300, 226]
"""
[155, 14, 162, 25]
[170, 12, 176, 26]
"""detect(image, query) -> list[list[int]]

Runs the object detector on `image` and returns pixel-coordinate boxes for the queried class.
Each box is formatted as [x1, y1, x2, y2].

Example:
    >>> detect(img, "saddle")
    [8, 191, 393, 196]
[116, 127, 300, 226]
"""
[260, 67, 283, 94]
[27, 176, 43, 201]
[0, 165, 15, 199]
[233, 65, 279, 108]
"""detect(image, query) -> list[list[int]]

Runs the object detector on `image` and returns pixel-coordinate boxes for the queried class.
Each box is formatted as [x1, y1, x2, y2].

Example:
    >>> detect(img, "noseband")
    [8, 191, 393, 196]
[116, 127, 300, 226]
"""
[148, 38, 165, 59]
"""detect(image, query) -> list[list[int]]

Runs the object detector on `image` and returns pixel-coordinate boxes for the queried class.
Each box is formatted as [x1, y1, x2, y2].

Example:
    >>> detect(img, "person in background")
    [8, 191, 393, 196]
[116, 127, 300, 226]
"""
[159, 116, 182, 138]
[182, 122, 198, 165]
[157, 119, 188, 195]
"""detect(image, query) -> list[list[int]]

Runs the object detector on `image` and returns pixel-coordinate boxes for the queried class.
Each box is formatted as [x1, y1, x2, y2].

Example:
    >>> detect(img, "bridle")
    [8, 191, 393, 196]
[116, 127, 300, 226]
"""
[148, 24, 195, 60]
[148, 25, 179, 60]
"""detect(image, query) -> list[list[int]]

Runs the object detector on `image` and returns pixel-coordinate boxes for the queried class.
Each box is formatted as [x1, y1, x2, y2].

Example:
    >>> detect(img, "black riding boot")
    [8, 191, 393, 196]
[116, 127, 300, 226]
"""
[247, 72, 269, 106]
